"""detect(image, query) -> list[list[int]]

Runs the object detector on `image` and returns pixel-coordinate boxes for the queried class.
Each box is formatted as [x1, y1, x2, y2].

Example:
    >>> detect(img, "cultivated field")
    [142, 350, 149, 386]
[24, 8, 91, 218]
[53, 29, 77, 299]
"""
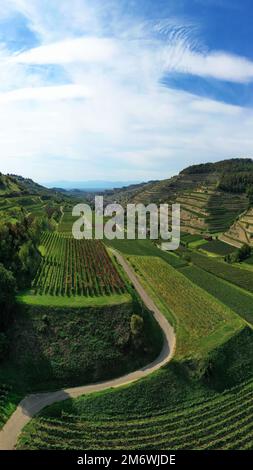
[17, 378, 253, 450]
[31, 232, 126, 298]
[105, 239, 187, 268]
[179, 265, 253, 326]
[58, 208, 76, 234]
[190, 251, 253, 294]
[128, 256, 241, 357]
[199, 240, 236, 256]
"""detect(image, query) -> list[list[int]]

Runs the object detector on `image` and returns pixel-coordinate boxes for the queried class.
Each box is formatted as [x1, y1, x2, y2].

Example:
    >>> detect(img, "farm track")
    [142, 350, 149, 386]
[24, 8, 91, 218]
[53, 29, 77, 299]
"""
[0, 250, 176, 450]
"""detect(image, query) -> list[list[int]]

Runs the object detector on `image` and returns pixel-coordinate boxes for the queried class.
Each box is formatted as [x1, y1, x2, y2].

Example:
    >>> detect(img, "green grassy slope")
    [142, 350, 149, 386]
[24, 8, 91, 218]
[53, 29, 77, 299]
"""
[0, 299, 163, 427]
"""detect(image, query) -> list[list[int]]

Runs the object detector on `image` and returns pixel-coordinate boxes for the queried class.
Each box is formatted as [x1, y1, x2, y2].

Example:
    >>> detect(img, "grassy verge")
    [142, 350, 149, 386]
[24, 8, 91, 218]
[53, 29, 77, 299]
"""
[17, 292, 131, 307]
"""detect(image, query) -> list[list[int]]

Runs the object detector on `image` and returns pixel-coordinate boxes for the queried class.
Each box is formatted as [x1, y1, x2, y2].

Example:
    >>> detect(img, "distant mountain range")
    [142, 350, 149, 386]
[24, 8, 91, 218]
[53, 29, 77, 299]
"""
[42, 180, 143, 191]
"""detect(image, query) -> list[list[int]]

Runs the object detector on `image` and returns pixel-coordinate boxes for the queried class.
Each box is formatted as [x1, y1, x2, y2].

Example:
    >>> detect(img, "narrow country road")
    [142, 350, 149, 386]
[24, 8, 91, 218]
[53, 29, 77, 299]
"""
[0, 250, 176, 450]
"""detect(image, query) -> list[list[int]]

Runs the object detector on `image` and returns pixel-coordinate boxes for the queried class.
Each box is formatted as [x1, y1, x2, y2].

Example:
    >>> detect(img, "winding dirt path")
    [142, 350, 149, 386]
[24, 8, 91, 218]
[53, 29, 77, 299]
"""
[0, 250, 176, 450]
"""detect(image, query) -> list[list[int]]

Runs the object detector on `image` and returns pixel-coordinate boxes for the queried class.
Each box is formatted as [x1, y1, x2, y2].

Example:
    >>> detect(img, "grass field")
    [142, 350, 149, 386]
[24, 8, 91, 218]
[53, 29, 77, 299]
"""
[179, 265, 253, 326]
[17, 292, 130, 307]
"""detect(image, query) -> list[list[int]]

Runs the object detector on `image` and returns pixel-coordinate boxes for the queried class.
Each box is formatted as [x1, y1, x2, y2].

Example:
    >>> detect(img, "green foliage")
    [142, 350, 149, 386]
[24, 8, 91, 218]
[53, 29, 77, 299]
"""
[0, 264, 16, 331]
[130, 314, 144, 336]
[219, 172, 253, 194]
[181, 158, 253, 176]
[0, 217, 42, 288]
[225, 245, 251, 264]
[18, 241, 40, 279]
[0, 333, 8, 361]
[0, 302, 162, 391]
[237, 244, 252, 262]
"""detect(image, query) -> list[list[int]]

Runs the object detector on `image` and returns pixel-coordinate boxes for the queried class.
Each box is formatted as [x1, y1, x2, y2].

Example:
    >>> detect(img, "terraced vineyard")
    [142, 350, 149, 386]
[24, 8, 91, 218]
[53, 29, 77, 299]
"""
[221, 208, 253, 248]
[177, 189, 248, 235]
[128, 256, 241, 357]
[32, 232, 126, 297]
[17, 377, 253, 450]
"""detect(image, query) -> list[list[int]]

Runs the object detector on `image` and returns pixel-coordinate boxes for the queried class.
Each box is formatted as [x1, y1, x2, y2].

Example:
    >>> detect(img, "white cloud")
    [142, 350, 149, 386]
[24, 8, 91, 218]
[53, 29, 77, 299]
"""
[170, 49, 253, 83]
[0, 84, 93, 103]
[0, 0, 253, 182]
[12, 37, 119, 65]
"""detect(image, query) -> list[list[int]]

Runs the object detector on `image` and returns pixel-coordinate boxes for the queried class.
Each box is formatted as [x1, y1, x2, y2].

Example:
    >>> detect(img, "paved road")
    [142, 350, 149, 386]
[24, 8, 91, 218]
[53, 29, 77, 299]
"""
[0, 250, 176, 450]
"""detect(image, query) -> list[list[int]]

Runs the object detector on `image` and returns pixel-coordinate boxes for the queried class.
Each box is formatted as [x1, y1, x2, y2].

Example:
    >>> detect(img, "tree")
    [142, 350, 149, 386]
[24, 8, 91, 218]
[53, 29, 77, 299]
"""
[0, 263, 16, 331]
[237, 244, 251, 262]
[18, 241, 40, 280]
[224, 244, 251, 264]
[0, 333, 8, 361]
[130, 314, 144, 348]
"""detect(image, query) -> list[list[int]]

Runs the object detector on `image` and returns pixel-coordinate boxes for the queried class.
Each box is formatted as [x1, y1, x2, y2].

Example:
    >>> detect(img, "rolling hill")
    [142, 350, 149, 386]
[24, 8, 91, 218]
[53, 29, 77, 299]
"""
[104, 158, 253, 239]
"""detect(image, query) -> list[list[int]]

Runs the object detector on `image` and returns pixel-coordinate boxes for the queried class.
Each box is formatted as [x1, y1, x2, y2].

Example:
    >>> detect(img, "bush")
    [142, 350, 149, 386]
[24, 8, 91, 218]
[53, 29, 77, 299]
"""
[130, 314, 144, 337]
[0, 263, 16, 330]
[0, 332, 8, 361]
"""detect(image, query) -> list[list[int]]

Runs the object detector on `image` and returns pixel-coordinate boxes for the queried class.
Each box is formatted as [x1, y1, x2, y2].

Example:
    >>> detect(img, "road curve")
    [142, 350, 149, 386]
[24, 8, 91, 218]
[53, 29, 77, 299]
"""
[0, 250, 176, 450]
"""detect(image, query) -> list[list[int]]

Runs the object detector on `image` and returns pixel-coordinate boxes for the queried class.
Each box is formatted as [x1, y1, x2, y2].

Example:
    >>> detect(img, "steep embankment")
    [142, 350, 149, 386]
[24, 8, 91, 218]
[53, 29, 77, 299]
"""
[0, 300, 162, 395]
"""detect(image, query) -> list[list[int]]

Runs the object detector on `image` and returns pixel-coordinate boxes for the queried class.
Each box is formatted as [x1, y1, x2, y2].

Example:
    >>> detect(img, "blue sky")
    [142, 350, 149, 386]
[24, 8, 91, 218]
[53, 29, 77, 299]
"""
[0, 0, 253, 182]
